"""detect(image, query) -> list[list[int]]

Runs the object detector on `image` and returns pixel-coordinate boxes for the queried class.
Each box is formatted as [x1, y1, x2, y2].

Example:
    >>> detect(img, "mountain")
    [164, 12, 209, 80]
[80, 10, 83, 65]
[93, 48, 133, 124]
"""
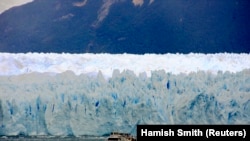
[0, 0, 250, 54]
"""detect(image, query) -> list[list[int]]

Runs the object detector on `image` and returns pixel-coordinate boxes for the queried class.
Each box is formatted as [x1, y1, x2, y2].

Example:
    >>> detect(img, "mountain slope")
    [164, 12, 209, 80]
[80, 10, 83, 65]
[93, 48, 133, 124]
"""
[0, 0, 249, 53]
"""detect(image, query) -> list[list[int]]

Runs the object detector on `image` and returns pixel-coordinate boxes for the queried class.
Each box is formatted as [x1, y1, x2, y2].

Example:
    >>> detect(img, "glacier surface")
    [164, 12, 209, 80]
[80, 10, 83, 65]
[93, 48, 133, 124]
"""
[0, 53, 250, 136]
[0, 53, 250, 77]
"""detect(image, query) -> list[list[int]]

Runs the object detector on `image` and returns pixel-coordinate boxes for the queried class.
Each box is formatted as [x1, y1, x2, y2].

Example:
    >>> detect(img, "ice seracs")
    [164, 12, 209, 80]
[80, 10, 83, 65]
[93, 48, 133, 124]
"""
[0, 53, 249, 136]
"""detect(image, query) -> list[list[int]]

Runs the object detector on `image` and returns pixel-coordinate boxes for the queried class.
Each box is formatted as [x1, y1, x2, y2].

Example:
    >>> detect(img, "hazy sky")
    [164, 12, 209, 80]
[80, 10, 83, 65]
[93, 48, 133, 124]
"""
[0, 0, 33, 14]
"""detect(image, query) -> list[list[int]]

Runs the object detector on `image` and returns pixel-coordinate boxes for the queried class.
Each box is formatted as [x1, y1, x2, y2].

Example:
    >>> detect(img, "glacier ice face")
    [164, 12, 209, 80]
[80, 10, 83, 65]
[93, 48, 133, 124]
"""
[0, 69, 250, 136]
[0, 53, 250, 136]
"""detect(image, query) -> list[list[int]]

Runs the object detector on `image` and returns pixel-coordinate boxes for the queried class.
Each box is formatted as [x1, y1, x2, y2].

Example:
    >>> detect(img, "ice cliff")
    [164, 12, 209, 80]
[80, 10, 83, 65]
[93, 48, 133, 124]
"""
[0, 53, 249, 136]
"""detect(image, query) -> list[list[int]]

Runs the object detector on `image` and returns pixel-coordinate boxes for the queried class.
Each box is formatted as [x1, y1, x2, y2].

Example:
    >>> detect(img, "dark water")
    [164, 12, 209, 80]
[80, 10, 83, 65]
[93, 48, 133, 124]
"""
[0, 136, 105, 141]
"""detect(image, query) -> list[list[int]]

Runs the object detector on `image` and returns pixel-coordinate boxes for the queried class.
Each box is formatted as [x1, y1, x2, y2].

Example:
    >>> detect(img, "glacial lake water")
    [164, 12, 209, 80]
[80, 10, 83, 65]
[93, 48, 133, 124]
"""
[0, 136, 106, 141]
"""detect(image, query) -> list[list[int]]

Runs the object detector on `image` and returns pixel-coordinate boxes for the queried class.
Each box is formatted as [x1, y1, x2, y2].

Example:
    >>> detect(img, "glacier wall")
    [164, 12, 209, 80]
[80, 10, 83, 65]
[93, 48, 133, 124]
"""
[0, 70, 250, 136]
[0, 53, 250, 136]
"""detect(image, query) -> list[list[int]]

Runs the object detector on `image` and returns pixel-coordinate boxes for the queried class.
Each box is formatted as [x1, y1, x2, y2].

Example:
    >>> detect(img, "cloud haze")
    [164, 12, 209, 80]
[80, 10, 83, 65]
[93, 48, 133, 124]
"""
[73, 0, 88, 7]
[0, 0, 33, 14]
[132, 0, 144, 6]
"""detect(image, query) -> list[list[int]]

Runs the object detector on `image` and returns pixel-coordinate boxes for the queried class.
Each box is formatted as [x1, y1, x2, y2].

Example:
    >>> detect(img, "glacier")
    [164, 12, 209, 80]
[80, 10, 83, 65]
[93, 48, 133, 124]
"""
[0, 53, 250, 137]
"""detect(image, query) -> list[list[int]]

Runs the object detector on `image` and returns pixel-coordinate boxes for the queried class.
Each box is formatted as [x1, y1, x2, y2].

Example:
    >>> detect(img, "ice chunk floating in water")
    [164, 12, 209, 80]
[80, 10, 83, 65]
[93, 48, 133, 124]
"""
[0, 53, 250, 136]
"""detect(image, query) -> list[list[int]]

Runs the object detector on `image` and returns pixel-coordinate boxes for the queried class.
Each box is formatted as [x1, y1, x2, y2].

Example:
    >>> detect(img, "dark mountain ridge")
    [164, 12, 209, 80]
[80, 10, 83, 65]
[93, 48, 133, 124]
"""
[0, 0, 250, 54]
